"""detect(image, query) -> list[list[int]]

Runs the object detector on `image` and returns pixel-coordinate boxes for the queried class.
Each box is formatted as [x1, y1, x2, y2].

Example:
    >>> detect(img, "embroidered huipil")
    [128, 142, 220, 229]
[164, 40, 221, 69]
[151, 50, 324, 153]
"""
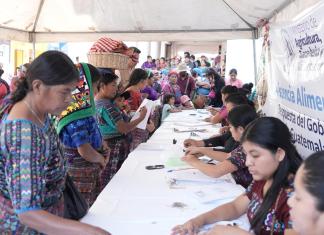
[0, 117, 66, 234]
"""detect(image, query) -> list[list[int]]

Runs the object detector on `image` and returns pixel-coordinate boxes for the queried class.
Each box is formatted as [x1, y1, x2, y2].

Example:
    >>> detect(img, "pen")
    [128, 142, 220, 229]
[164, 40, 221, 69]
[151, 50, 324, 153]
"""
[167, 167, 195, 172]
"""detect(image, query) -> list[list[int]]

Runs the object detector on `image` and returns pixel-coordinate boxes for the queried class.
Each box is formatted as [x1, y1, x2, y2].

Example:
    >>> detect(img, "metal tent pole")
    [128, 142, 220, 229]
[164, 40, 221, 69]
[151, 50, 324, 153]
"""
[252, 29, 258, 85]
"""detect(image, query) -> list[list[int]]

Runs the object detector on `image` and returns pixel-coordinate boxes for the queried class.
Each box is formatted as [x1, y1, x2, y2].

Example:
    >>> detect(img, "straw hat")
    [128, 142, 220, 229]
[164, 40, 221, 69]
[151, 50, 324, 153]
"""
[177, 63, 189, 73]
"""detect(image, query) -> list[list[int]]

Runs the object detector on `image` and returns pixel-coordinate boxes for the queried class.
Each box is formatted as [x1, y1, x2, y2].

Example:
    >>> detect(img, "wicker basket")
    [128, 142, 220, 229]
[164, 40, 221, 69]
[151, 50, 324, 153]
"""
[87, 52, 129, 69]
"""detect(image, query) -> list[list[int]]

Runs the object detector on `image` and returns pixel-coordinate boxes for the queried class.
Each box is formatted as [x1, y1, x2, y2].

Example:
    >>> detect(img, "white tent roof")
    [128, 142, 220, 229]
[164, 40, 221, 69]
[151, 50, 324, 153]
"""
[0, 0, 320, 42]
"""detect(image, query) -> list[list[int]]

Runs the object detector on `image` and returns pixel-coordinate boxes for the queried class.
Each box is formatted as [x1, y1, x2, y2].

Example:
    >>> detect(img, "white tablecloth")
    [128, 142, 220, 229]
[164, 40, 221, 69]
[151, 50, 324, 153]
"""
[81, 110, 250, 234]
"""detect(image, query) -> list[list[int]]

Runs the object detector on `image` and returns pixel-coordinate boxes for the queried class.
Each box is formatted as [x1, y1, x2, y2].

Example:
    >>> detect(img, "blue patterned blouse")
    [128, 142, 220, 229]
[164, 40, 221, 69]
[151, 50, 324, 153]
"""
[59, 116, 102, 149]
[0, 116, 66, 233]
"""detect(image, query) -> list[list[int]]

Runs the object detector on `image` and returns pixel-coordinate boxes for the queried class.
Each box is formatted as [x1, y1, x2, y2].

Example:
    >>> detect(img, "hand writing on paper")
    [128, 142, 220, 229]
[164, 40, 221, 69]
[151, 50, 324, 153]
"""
[183, 139, 203, 148]
[207, 107, 219, 116]
[171, 219, 202, 235]
[185, 147, 204, 156]
[204, 117, 211, 122]
[181, 154, 200, 165]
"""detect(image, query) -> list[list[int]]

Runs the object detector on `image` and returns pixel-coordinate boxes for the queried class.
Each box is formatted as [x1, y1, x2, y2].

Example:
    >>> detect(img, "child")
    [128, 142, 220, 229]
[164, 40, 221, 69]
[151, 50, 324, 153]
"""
[180, 95, 194, 109]
[161, 94, 181, 121]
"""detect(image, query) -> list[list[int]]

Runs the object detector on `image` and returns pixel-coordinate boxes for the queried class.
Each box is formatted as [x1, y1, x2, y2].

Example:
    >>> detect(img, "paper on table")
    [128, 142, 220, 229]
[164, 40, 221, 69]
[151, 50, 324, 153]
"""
[173, 122, 212, 127]
[165, 156, 189, 168]
[187, 182, 245, 204]
[166, 168, 234, 184]
[136, 143, 166, 151]
[163, 146, 189, 168]
[173, 127, 207, 133]
[131, 98, 154, 130]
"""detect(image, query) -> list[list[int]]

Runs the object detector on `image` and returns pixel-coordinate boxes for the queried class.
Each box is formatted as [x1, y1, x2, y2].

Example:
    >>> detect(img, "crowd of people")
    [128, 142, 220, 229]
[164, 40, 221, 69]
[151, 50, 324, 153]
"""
[0, 50, 323, 235]
[139, 51, 257, 121]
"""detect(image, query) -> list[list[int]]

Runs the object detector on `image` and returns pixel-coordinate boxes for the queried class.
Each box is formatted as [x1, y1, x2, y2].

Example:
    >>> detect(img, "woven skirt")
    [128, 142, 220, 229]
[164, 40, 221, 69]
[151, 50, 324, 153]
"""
[100, 136, 130, 191]
[64, 148, 102, 207]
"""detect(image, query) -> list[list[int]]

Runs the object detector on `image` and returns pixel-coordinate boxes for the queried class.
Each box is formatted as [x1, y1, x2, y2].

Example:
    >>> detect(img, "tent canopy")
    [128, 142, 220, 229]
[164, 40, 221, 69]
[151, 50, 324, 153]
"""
[0, 0, 294, 42]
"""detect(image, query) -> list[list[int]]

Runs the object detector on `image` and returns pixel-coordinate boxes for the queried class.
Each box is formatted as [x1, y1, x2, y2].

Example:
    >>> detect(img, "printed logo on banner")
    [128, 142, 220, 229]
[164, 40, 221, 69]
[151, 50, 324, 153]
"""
[280, 29, 295, 73]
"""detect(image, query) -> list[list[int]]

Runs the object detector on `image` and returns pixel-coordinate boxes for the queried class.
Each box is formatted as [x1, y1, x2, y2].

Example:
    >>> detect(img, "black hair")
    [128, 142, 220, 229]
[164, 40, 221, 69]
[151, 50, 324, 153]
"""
[241, 117, 302, 233]
[87, 63, 101, 84]
[225, 93, 248, 105]
[238, 87, 251, 96]
[229, 68, 238, 75]
[179, 71, 188, 78]
[243, 83, 254, 92]
[163, 93, 175, 105]
[221, 85, 238, 95]
[227, 104, 258, 129]
[184, 52, 190, 57]
[126, 68, 148, 88]
[11, 50, 79, 104]
[147, 55, 152, 59]
[160, 57, 166, 61]
[0, 69, 4, 77]
[303, 151, 324, 212]
[128, 46, 141, 54]
[185, 55, 190, 59]
[196, 60, 201, 67]
[97, 70, 118, 90]
[114, 91, 131, 101]
[205, 68, 216, 77]
[190, 55, 195, 60]
[225, 93, 255, 108]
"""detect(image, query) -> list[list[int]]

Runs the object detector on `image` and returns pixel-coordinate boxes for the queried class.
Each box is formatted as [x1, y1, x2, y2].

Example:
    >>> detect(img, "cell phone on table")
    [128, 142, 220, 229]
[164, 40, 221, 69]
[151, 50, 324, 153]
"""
[145, 165, 165, 170]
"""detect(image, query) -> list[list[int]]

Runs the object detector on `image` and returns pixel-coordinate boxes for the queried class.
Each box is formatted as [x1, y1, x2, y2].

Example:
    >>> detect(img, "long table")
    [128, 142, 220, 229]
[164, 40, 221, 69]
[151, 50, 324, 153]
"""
[81, 110, 250, 234]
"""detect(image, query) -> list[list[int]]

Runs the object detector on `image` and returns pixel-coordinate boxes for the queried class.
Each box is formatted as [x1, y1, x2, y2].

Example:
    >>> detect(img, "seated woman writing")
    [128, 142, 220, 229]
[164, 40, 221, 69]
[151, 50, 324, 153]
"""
[172, 117, 302, 235]
[182, 104, 257, 188]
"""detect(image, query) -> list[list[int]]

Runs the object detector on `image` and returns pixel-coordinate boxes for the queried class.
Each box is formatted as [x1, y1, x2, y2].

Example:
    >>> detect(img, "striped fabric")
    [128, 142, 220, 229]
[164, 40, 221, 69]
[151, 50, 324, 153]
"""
[89, 37, 128, 53]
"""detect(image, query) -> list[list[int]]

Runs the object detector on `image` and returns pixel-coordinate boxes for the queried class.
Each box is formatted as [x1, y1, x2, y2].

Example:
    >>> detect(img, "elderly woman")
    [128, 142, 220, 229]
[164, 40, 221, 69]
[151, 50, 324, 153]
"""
[0, 51, 109, 234]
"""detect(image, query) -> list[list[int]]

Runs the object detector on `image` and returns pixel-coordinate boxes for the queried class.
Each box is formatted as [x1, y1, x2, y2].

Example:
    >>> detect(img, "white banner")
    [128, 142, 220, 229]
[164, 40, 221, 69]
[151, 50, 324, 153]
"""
[262, 2, 324, 157]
